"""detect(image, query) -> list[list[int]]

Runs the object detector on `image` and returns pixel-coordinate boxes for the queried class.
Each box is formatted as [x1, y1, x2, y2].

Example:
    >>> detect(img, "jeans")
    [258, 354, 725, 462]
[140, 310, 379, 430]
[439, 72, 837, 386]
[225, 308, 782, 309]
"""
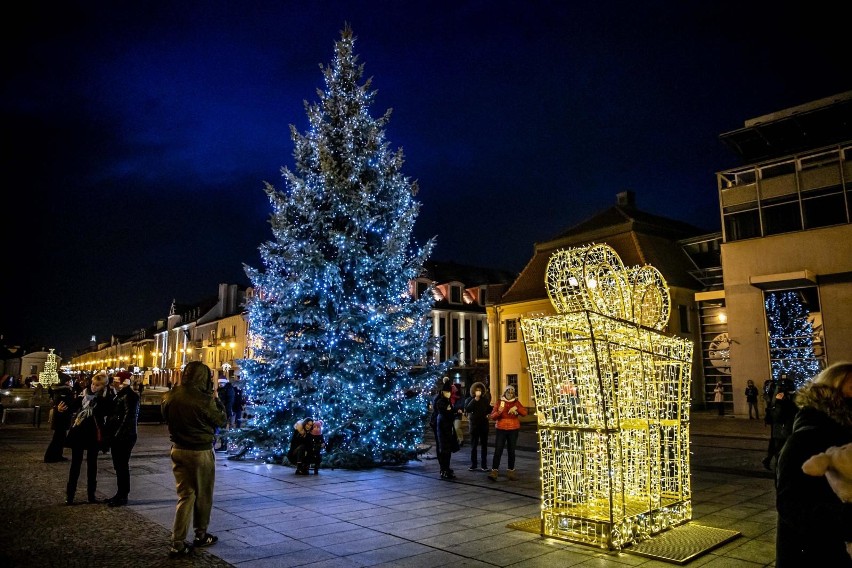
[170, 447, 216, 547]
[492, 429, 520, 470]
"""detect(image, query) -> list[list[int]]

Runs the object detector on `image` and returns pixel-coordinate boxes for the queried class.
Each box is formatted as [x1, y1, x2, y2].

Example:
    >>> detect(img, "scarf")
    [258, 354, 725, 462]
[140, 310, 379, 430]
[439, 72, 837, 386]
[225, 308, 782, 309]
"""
[72, 389, 99, 428]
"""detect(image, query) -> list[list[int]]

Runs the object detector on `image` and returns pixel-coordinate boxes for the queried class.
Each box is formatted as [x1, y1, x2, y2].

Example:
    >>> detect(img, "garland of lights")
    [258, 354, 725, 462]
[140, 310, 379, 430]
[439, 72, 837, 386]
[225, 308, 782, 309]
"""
[521, 243, 693, 550]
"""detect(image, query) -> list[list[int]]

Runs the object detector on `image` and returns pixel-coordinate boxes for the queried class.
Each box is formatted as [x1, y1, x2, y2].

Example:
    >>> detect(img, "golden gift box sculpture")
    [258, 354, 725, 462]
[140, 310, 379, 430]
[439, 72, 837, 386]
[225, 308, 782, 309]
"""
[520, 243, 693, 550]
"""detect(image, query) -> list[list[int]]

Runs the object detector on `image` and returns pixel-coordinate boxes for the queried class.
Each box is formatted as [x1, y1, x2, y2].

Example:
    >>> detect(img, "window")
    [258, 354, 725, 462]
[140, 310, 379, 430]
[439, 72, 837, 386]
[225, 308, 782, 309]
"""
[416, 280, 428, 299]
[505, 319, 518, 343]
[764, 287, 825, 386]
[450, 284, 462, 304]
[479, 286, 488, 306]
[507, 374, 518, 390]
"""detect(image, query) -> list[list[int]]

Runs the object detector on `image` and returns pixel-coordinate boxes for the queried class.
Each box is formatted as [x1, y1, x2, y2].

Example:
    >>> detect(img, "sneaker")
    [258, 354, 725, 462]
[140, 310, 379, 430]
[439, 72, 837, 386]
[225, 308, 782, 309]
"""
[468, 466, 478, 471]
[192, 533, 218, 548]
[168, 544, 193, 558]
[480, 467, 489, 472]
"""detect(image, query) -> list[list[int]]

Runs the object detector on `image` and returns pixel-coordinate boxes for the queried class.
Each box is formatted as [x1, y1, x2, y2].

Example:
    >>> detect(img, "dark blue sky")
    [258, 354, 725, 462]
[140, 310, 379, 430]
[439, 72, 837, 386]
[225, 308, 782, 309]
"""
[2, 1, 848, 357]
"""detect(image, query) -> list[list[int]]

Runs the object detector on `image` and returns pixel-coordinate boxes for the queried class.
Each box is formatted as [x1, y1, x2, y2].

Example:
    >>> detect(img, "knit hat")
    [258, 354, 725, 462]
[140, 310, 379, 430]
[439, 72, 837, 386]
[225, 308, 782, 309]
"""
[116, 371, 132, 386]
[441, 381, 453, 393]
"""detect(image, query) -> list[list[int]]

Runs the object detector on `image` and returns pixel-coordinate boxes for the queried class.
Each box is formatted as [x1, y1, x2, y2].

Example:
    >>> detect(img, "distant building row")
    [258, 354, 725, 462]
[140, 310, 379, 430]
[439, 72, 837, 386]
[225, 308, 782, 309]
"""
[57, 90, 852, 416]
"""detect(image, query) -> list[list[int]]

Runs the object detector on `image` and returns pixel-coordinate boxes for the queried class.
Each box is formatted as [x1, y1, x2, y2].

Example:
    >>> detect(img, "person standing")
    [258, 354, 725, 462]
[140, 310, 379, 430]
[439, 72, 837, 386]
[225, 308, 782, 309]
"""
[432, 380, 458, 480]
[232, 383, 245, 428]
[713, 381, 725, 415]
[763, 375, 798, 470]
[488, 385, 527, 481]
[61, 372, 110, 504]
[450, 383, 465, 447]
[763, 376, 777, 423]
[745, 380, 760, 420]
[104, 370, 139, 507]
[214, 377, 235, 451]
[161, 361, 227, 558]
[464, 381, 491, 472]
[775, 361, 852, 567]
[44, 373, 75, 463]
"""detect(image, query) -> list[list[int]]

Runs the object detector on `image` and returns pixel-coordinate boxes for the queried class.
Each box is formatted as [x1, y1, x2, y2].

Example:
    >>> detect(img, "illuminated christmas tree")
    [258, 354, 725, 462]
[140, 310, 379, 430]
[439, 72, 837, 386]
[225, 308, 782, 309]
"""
[38, 348, 60, 385]
[765, 290, 822, 389]
[235, 25, 449, 468]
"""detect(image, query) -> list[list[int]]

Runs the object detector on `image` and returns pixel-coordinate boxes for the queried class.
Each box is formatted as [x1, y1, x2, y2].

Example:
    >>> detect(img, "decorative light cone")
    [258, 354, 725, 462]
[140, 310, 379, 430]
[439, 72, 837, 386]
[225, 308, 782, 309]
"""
[520, 244, 693, 550]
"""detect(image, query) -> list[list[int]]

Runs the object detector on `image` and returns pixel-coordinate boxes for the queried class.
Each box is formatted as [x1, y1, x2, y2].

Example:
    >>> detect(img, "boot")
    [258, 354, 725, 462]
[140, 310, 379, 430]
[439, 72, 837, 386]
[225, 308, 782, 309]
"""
[507, 469, 517, 481]
[295, 463, 307, 475]
[313, 466, 319, 475]
[488, 469, 498, 481]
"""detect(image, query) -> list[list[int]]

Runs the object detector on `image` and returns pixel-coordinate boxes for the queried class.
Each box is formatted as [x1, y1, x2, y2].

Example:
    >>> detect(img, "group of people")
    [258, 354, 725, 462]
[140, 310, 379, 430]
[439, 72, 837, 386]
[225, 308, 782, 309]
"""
[430, 377, 528, 482]
[46, 370, 140, 508]
[287, 417, 325, 474]
[45, 362, 230, 559]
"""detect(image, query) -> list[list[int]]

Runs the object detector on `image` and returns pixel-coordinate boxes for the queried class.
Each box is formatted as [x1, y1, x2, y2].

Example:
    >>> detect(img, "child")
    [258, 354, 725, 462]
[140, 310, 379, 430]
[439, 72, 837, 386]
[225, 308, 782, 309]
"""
[309, 420, 325, 474]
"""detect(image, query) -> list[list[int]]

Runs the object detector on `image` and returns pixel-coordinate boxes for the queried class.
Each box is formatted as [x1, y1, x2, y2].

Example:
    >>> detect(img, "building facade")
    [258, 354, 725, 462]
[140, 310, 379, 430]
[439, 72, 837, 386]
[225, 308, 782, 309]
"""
[488, 191, 706, 409]
[712, 91, 852, 415]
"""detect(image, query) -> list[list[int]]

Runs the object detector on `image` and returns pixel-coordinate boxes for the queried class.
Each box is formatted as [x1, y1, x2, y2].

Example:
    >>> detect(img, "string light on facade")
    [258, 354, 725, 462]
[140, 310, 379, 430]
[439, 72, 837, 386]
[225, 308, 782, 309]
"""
[520, 243, 693, 550]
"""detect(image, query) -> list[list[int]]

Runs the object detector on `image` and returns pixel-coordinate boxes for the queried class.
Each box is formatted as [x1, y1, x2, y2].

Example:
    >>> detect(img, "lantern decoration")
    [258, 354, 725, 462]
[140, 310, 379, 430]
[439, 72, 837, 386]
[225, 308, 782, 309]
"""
[520, 243, 693, 550]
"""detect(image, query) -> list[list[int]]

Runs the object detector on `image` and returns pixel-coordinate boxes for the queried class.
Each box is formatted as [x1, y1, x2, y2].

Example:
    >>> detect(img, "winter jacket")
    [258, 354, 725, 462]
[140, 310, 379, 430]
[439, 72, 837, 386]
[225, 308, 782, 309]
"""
[744, 385, 759, 404]
[775, 385, 852, 567]
[769, 390, 798, 442]
[106, 385, 140, 445]
[288, 420, 323, 464]
[48, 384, 76, 431]
[489, 396, 527, 430]
[162, 363, 227, 451]
[464, 382, 492, 431]
[433, 393, 458, 454]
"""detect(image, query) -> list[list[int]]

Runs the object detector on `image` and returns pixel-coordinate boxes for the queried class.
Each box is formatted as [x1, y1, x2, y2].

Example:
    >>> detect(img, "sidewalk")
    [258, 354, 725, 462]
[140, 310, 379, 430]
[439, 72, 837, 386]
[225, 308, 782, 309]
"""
[0, 413, 777, 567]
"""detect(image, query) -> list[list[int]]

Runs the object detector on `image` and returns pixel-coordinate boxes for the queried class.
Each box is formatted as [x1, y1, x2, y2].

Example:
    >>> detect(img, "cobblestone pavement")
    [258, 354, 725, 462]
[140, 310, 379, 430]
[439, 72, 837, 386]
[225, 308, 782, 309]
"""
[0, 424, 233, 568]
[0, 411, 776, 567]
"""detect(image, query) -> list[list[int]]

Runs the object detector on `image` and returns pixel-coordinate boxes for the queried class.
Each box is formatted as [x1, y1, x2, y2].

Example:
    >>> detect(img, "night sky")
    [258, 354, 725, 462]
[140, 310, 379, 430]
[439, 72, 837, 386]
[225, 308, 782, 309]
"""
[2, 1, 848, 358]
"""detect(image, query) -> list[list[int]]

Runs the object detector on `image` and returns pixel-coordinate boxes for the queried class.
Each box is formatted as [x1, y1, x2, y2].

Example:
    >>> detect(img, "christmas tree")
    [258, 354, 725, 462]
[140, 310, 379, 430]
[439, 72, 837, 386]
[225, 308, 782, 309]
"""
[765, 290, 823, 389]
[234, 24, 450, 468]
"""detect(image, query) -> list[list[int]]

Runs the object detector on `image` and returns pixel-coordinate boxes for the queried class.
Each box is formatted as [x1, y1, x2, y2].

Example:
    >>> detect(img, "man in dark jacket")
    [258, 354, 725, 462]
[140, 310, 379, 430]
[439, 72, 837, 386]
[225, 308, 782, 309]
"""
[161, 361, 227, 558]
[104, 370, 139, 506]
[464, 381, 492, 472]
[44, 373, 76, 462]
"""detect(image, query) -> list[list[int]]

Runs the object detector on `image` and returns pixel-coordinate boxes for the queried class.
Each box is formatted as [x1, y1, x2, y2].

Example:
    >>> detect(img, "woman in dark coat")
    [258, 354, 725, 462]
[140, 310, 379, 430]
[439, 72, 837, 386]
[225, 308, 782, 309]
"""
[775, 362, 852, 567]
[432, 380, 458, 480]
[287, 418, 315, 475]
[104, 371, 140, 506]
[60, 372, 110, 504]
[44, 373, 76, 462]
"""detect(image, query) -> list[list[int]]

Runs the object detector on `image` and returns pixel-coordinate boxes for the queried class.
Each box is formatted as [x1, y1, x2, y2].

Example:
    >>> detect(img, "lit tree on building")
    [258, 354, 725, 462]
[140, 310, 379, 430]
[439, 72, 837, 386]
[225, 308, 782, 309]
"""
[765, 290, 822, 389]
[235, 25, 450, 468]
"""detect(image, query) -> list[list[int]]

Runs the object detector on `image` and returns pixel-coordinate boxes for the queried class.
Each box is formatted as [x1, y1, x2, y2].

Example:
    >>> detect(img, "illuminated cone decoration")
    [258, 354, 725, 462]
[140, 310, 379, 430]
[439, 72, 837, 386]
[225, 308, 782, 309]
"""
[521, 243, 693, 549]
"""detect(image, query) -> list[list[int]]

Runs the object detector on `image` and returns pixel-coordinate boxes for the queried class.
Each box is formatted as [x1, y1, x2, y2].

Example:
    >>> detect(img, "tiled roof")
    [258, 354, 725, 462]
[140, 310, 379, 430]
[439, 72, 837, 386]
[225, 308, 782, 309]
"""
[422, 260, 517, 287]
[499, 204, 703, 305]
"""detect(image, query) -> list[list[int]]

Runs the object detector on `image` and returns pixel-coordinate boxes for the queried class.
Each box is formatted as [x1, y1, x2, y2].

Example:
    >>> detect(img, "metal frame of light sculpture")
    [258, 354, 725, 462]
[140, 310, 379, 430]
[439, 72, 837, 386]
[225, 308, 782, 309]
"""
[520, 243, 693, 550]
